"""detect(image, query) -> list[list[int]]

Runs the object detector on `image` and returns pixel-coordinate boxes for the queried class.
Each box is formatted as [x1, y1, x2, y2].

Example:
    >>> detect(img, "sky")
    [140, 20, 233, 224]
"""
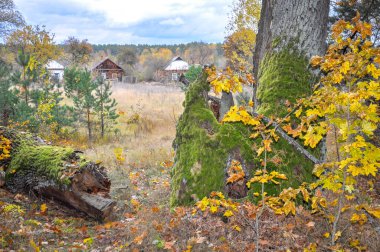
[13, 0, 234, 45]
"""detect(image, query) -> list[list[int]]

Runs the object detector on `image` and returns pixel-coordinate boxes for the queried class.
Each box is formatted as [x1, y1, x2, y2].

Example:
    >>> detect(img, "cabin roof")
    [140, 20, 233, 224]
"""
[92, 58, 123, 71]
[46, 60, 64, 70]
[164, 56, 189, 71]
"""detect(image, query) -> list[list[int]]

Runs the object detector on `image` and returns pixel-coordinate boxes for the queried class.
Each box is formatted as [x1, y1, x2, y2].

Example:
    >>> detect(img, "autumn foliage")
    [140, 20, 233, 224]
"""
[198, 13, 380, 251]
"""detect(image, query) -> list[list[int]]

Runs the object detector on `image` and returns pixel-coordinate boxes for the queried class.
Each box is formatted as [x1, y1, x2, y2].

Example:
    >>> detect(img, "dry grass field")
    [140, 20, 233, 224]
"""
[84, 82, 184, 202]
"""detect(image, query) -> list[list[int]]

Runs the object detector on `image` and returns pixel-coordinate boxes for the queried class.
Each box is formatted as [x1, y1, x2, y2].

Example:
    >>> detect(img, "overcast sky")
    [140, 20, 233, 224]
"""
[13, 0, 233, 45]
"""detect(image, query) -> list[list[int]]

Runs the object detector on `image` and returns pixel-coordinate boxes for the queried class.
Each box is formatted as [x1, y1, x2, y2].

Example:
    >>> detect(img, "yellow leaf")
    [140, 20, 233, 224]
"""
[310, 56, 323, 67]
[295, 107, 303, 118]
[365, 207, 380, 218]
[210, 206, 218, 213]
[232, 225, 241, 232]
[362, 120, 377, 136]
[334, 231, 342, 241]
[367, 63, 380, 79]
[256, 147, 264, 157]
[301, 187, 309, 202]
[40, 204, 47, 214]
[349, 239, 361, 248]
[263, 139, 272, 152]
[332, 72, 343, 84]
[223, 210, 234, 217]
[340, 61, 350, 74]
[83, 237, 94, 246]
[350, 213, 367, 225]
[323, 232, 330, 238]
[30, 239, 40, 252]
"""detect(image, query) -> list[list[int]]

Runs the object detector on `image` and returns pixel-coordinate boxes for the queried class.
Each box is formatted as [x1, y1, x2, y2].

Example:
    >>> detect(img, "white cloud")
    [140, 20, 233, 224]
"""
[70, 0, 210, 26]
[13, 0, 234, 44]
[159, 17, 184, 26]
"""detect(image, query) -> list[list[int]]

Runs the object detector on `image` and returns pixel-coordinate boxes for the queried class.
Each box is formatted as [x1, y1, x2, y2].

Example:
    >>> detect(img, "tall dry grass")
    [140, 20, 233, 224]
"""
[83, 82, 184, 191]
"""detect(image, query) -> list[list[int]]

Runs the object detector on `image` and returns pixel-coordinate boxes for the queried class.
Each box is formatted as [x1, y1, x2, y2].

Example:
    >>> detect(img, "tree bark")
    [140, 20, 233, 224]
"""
[86, 108, 92, 141]
[0, 126, 115, 220]
[254, 0, 330, 72]
[219, 91, 234, 121]
[0, 170, 5, 187]
[253, 0, 330, 109]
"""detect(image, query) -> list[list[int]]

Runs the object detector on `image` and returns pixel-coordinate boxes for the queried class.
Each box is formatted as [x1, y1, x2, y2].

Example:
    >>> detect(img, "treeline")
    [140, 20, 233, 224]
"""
[91, 42, 224, 56]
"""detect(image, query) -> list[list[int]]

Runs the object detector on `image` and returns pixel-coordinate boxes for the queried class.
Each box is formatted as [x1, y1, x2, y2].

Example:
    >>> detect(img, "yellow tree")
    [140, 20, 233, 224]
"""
[224, 28, 256, 70]
[6, 25, 61, 66]
[217, 0, 261, 119]
[63, 36, 93, 66]
[285, 15, 380, 247]
[224, 0, 260, 70]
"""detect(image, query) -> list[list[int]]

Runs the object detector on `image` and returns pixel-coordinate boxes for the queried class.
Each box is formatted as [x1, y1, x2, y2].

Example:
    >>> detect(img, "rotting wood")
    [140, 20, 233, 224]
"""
[0, 126, 116, 220]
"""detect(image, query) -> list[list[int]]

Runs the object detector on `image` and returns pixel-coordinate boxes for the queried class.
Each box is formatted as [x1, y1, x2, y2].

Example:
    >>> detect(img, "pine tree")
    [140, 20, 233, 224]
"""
[0, 60, 18, 126]
[64, 67, 97, 141]
[95, 78, 119, 138]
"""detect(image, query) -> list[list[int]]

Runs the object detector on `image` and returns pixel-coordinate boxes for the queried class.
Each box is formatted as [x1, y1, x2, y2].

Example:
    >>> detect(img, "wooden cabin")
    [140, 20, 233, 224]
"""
[162, 56, 189, 81]
[92, 58, 124, 81]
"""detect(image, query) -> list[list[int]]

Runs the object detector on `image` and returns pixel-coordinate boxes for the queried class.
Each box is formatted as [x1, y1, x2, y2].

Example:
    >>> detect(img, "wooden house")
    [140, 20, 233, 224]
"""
[46, 60, 65, 82]
[92, 58, 124, 81]
[163, 56, 189, 81]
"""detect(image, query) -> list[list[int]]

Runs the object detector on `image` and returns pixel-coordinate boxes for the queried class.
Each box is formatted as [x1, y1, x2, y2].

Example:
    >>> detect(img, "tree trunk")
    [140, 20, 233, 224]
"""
[249, 0, 330, 192]
[219, 91, 234, 121]
[253, 0, 330, 112]
[101, 106, 105, 138]
[86, 107, 92, 141]
[0, 127, 116, 220]
[171, 75, 256, 206]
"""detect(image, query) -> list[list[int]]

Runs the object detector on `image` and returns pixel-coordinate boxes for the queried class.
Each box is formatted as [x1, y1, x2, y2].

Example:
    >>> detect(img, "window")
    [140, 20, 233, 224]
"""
[101, 73, 107, 79]
[51, 72, 59, 83]
[172, 72, 178, 81]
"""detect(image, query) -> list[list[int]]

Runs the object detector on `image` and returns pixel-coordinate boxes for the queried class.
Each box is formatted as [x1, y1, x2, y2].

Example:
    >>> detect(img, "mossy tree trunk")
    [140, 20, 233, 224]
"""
[171, 76, 257, 206]
[0, 127, 115, 220]
[253, 0, 330, 109]
[249, 0, 330, 190]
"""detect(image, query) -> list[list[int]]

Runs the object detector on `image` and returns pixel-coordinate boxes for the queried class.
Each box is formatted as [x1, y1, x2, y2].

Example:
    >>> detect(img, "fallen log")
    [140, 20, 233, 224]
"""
[0, 127, 116, 220]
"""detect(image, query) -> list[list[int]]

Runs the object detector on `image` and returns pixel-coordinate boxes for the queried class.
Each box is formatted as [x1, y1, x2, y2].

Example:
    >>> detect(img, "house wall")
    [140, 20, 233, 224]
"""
[162, 70, 187, 82]
[48, 69, 64, 81]
[93, 59, 124, 81]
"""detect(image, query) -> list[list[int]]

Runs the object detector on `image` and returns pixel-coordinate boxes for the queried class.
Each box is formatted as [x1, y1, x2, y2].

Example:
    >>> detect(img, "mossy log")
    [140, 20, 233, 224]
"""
[0, 126, 116, 220]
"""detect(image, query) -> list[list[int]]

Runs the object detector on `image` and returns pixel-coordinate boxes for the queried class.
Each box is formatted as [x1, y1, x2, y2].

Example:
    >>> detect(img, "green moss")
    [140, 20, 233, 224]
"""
[252, 46, 319, 195]
[172, 51, 320, 206]
[6, 142, 74, 186]
[171, 75, 257, 206]
[257, 48, 312, 117]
